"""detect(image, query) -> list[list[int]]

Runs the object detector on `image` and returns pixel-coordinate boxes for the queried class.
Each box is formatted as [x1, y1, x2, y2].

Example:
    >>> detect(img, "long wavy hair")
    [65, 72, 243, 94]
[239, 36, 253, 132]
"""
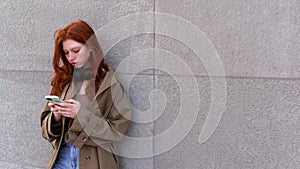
[50, 20, 108, 99]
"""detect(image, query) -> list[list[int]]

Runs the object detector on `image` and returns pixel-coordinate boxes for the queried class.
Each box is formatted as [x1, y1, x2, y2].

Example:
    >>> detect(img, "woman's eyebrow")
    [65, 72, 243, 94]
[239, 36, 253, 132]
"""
[63, 46, 82, 51]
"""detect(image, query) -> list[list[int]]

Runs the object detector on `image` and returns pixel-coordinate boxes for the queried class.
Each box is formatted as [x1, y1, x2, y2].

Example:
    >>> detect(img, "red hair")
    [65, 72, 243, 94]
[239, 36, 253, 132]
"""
[50, 20, 108, 98]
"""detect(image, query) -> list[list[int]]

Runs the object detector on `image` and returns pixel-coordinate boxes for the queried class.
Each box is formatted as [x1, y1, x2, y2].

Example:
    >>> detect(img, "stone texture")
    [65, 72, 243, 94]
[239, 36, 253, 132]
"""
[117, 74, 154, 168]
[154, 35, 207, 76]
[0, 0, 154, 72]
[118, 73, 154, 137]
[154, 76, 300, 169]
[106, 34, 154, 75]
[1, 1, 154, 166]
[1, 0, 300, 169]
[155, 0, 300, 78]
[0, 71, 53, 168]
[0, 161, 43, 169]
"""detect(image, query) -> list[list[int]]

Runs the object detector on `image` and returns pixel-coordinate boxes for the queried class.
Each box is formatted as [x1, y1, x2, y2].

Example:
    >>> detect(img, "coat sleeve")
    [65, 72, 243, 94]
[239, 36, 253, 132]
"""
[40, 103, 63, 142]
[65, 81, 131, 148]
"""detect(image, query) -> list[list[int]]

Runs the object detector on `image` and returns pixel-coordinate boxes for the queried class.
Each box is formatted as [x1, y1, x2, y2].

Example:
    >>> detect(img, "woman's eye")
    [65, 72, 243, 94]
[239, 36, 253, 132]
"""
[73, 50, 79, 53]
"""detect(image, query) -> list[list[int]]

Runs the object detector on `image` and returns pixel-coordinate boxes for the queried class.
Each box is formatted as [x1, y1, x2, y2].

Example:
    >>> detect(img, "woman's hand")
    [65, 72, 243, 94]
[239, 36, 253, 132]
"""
[48, 99, 81, 121]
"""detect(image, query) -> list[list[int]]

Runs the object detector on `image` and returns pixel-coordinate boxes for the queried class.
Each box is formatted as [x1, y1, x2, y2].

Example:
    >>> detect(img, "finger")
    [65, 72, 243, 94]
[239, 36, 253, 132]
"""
[59, 111, 71, 117]
[66, 99, 74, 102]
[55, 106, 65, 112]
[48, 102, 54, 107]
[53, 102, 66, 107]
[50, 106, 57, 112]
[66, 99, 79, 104]
[57, 102, 76, 108]
[57, 106, 75, 114]
[54, 103, 73, 110]
[58, 105, 74, 111]
[66, 100, 80, 110]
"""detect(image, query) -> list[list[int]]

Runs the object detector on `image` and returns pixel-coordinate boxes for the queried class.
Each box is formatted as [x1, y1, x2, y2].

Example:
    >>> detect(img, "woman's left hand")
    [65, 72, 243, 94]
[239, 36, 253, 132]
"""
[52, 99, 81, 119]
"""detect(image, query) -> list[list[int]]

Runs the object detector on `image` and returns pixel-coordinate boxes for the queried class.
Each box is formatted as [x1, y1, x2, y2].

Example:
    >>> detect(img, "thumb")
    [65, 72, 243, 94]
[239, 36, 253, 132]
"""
[66, 99, 78, 104]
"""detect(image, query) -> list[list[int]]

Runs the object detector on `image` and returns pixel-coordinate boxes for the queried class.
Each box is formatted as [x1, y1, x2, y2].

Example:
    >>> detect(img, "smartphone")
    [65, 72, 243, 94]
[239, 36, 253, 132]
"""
[45, 95, 65, 103]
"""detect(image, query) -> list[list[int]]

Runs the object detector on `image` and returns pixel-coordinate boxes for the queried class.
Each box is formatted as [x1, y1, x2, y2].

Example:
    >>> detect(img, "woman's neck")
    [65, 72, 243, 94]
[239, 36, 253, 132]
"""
[78, 80, 89, 95]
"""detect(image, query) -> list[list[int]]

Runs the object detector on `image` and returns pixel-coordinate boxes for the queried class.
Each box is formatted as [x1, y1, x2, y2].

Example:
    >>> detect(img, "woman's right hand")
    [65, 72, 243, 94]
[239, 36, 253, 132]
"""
[48, 102, 62, 122]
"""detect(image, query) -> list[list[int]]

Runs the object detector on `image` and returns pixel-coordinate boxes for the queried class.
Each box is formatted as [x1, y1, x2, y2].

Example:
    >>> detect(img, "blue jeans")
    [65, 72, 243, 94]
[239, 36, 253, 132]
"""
[53, 142, 79, 169]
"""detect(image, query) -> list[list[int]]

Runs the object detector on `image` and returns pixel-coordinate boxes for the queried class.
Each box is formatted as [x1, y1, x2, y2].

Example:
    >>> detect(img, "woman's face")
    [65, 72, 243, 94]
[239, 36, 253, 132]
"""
[62, 39, 89, 68]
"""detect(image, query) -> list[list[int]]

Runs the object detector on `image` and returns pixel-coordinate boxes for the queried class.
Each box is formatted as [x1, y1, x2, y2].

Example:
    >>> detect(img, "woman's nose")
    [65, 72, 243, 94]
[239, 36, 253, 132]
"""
[68, 52, 76, 60]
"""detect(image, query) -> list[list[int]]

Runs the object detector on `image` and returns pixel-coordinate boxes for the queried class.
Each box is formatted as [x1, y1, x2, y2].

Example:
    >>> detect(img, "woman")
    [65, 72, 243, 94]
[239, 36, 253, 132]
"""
[40, 20, 131, 169]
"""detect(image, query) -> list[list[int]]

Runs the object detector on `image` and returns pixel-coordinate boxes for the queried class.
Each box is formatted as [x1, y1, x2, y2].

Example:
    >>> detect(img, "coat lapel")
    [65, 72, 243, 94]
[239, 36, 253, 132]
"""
[61, 65, 118, 102]
[94, 65, 118, 99]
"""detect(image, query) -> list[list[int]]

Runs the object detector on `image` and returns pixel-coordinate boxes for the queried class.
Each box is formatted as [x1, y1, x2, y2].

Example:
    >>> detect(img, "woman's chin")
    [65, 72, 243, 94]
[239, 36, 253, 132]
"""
[74, 65, 82, 68]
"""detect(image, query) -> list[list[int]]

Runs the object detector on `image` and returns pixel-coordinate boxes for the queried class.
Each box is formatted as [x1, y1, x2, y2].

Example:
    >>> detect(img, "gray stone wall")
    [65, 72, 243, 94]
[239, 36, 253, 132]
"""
[0, 0, 299, 168]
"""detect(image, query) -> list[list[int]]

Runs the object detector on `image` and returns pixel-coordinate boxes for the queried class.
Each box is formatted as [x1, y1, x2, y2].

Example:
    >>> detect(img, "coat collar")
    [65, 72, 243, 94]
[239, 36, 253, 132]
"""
[64, 65, 118, 100]
[96, 65, 118, 97]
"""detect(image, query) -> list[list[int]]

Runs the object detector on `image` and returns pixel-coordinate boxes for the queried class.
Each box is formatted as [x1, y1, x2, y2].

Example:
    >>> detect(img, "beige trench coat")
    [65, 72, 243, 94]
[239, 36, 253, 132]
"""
[40, 66, 131, 169]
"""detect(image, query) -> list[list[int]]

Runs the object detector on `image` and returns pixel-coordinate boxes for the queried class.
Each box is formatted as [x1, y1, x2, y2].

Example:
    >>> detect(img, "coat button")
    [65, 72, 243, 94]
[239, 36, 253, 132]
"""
[85, 156, 91, 160]
[82, 136, 87, 142]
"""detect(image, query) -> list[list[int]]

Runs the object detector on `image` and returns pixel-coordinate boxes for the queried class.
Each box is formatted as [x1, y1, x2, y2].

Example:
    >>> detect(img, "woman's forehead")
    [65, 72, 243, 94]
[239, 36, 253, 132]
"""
[62, 39, 83, 49]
